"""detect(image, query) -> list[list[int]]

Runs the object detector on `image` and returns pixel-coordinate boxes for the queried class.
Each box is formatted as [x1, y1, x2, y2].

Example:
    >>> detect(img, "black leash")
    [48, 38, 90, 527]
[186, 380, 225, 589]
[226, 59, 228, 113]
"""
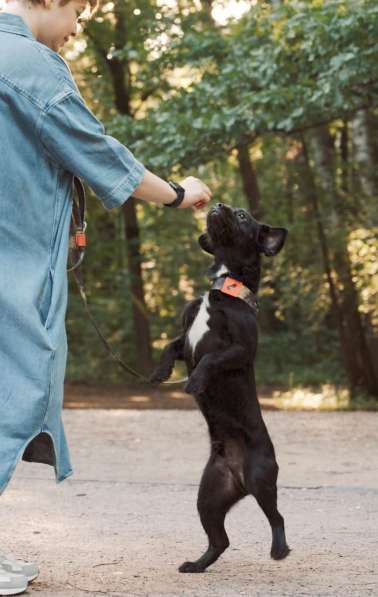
[67, 177, 87, 273]
[69, 177, 187, 386]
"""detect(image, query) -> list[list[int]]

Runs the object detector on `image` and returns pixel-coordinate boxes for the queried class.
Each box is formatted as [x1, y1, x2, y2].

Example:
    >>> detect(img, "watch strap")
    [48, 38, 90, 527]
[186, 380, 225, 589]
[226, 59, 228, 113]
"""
[164, 181, 185, 208]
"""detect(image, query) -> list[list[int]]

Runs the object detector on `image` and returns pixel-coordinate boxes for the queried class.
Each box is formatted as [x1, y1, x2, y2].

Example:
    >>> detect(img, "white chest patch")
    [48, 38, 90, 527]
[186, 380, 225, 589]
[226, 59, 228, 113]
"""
[188, 292, 210, 354]
[214, 263, 228, 277]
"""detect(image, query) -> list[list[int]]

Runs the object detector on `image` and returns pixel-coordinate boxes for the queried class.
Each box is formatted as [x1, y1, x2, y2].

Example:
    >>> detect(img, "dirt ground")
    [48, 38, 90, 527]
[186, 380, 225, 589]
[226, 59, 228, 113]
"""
[2, 393, 378, 597]
[63, 382, 280, 410]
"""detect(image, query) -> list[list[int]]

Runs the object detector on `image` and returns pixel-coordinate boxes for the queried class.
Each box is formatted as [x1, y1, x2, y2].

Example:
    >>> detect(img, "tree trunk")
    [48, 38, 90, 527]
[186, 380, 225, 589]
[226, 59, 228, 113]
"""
[340, 121, 349, 196]
[236, 144, 262, 219]
[300, 140, 354, 384]
[89, 7, 153, 372]
[304, 129, 378, 397]
[351, 109, 378, 199]
[123, 199, 153, 373]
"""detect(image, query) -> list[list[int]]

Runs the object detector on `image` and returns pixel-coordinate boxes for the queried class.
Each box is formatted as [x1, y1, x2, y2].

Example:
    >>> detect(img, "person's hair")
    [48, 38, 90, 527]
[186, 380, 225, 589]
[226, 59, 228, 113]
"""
[26, 0, 99, 17]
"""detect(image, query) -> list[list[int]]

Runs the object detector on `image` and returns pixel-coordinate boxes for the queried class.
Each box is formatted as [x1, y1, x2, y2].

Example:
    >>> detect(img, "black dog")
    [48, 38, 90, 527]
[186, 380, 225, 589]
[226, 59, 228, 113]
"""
[150, 203, 289, 572]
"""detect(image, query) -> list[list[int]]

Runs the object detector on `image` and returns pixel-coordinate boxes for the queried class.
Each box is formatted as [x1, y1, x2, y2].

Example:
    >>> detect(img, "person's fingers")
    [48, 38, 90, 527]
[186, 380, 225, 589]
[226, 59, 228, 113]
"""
[178, 177, 212, 208]
[200, 191, 211, 204]
[195, 179, 211, 196]
[193, 199, 206, 209]
[190, 178, 211, 195]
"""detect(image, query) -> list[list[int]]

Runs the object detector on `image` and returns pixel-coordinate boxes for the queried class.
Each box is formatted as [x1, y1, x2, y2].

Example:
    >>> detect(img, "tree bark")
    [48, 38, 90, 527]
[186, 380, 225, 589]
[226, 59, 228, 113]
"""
[236, 145, 262, 219]
[340, 121, 349, 196]
[123, 199, 153, 373]
[300, 140, 352, 380]
[351, 109, 378, 199]
[87, 7, 153, 373]
[304, 129, 378, 397]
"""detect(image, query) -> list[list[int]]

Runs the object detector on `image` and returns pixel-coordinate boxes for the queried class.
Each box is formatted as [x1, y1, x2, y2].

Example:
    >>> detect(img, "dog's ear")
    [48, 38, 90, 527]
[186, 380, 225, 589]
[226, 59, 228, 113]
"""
[198, 233, 214, 255]
[257, 225, 288, 256]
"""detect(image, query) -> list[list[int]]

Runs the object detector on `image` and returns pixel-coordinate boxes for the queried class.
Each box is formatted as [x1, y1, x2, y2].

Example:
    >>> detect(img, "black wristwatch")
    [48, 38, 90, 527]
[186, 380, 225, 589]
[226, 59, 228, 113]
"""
[164, 181, 185, 208]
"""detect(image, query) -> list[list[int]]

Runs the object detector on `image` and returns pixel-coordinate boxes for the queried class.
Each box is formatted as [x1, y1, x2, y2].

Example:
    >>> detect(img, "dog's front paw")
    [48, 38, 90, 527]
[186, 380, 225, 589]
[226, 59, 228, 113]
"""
[179, 561, 206, 573]
[184, 373, 207, 395]
[148, 366, 172, 384]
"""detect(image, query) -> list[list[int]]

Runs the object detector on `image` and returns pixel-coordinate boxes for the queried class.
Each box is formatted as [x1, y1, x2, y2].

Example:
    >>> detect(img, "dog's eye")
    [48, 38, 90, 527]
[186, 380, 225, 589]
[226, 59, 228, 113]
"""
[238, 212, 247, 220]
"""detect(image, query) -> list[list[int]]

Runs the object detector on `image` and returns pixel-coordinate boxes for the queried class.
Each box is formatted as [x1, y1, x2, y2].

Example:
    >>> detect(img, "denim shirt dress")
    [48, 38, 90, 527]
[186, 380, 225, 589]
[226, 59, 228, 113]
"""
[0, 13, 145, 494]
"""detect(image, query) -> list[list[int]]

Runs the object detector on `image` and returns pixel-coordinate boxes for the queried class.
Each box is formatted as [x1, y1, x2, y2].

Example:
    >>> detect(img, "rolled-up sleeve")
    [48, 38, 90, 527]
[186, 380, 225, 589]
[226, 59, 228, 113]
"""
[38, 91, 145, 209]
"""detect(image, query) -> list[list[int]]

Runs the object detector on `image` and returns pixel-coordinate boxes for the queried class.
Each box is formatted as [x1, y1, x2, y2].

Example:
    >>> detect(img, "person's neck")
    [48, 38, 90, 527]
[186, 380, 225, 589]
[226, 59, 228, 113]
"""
[3, 2, 41, 39]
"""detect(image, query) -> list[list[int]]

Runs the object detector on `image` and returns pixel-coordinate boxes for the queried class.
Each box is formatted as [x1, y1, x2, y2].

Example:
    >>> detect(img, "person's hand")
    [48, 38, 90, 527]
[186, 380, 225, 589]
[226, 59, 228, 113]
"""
[178, 176, 212, 209]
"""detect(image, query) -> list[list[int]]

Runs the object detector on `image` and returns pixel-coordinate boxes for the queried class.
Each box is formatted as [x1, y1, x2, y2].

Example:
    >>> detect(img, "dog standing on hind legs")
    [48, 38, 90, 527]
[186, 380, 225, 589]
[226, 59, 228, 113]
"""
[150, 203, 290, 572]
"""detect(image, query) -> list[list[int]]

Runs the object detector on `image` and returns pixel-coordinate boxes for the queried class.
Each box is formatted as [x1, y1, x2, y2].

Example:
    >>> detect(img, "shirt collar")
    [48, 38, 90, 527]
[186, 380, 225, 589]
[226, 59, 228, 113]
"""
[0, 12, 35, 40]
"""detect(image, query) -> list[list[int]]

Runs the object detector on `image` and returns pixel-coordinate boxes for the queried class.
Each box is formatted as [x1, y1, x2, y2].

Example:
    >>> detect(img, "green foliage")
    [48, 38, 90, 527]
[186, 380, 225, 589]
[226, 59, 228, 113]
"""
[110, 0, 378, 170]
[67, 196, 136, 382]
[65, 0, 378, 396]
[255, 328, 344, 387]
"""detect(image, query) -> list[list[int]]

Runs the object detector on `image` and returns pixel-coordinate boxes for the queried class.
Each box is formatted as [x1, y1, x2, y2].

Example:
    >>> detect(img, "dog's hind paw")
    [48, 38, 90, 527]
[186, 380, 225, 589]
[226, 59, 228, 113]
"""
[271, 543, 291, 560]
[178, 561, 206, 573]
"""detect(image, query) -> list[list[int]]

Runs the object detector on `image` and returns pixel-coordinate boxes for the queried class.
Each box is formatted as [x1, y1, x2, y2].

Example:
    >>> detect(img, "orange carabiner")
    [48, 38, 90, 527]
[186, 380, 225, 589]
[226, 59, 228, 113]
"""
[75, 230, 87, 248]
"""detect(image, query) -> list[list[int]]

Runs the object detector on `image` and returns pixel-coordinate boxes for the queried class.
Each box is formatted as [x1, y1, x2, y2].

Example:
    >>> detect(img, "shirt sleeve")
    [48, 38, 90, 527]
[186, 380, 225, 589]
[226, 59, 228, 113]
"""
[38, 91, 145, 209]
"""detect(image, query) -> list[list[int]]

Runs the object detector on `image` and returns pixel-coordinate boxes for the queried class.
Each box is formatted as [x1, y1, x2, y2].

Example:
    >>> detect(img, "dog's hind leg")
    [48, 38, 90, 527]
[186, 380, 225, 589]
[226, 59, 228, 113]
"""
[179, 455, 244, 573]
[246, 461, 290, 560]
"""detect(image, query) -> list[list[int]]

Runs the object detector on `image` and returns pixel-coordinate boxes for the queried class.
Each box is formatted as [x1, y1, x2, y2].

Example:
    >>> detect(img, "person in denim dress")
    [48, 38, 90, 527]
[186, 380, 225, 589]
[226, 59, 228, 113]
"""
[0, 0, 212, 593]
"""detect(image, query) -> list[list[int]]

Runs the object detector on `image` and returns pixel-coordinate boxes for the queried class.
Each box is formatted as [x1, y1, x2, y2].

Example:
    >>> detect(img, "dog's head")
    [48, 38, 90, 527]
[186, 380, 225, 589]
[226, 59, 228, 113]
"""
[198, 203, 287, 289]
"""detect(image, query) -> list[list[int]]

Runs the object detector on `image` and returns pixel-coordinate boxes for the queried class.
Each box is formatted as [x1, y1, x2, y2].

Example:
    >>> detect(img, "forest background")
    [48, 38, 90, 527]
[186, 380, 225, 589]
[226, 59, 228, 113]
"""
[61, 0, 377, 403]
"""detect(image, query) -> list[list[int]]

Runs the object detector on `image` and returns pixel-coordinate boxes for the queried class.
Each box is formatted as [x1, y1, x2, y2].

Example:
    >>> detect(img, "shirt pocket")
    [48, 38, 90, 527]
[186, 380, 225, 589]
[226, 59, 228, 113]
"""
[38, 268, 54, 328]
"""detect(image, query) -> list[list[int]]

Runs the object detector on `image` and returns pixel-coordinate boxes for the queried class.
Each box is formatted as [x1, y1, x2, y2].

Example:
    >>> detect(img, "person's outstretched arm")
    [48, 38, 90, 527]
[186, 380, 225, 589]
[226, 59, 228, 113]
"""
[133, 170, 212, 209]
[39, 91, 212, 211]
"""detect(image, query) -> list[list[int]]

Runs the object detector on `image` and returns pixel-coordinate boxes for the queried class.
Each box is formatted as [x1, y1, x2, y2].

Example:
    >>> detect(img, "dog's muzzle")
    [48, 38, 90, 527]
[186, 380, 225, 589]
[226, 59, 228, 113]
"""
[207, 204, 236, 243]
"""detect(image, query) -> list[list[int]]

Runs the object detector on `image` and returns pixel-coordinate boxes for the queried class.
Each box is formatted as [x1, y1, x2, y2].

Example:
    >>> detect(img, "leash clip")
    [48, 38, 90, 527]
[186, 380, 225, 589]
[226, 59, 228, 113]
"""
[75, 221, 87, 248]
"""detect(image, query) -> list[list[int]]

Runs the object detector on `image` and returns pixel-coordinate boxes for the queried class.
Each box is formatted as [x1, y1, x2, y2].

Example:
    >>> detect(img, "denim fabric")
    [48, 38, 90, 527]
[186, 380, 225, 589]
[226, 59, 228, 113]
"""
[0, 13, 145, 494]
